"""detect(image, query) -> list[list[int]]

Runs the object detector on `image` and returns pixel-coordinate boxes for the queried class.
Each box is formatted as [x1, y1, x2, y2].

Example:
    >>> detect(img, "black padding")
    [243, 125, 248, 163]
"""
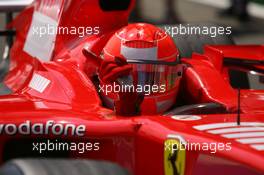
[99, 0, 131, 11]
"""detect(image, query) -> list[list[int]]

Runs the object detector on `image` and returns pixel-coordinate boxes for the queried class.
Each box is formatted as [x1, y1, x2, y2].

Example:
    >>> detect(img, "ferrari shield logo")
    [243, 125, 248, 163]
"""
[164, 137, 186, 175]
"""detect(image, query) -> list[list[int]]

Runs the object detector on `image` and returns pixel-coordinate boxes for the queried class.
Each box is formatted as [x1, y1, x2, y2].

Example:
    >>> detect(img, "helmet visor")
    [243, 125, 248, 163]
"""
[130, 62, 183, 95]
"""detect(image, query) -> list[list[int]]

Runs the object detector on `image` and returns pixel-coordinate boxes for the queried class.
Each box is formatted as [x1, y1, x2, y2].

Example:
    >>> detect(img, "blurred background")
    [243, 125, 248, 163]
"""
[129, 0, 264, 44]
[0, 0, 263, 56]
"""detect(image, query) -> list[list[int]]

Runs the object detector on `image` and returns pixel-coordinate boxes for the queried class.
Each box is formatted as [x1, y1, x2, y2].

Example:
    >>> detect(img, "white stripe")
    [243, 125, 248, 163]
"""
[222, 132, 264, 139]
[251, 144, 264, 151]
[38, 77, 47, 92]
[208, 127, 264, 134]
[194, 122, 264, 131]
[29, 74, 50, 93]
[30, 75, 37, 90]
[188, 0, 231, 8]
[0, 0, 34, 7]
[35, 76, 42, 90]
[121, 45, 158, 61]
[24, 11, 58, 61]
[237, 138, 264, 144]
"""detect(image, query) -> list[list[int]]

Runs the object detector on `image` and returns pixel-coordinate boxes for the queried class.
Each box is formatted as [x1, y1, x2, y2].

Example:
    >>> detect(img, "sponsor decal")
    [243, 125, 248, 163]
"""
[29, 73, 51, 93]
[0, 120, 86, 136]
[193, 122, 264, 151]
[164, 135, 186, 175]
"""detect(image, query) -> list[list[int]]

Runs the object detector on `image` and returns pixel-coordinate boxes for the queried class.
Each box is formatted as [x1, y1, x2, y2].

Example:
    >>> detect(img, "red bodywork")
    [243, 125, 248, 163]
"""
[1, 0, 264, 175]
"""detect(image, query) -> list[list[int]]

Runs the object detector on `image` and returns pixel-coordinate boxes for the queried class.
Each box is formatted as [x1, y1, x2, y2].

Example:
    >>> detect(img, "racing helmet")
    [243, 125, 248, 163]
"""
[101, 23, 183, 115]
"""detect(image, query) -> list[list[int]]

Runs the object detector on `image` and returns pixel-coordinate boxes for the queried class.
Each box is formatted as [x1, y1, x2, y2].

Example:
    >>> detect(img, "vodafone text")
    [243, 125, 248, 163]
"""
[0, 120, 86, 136]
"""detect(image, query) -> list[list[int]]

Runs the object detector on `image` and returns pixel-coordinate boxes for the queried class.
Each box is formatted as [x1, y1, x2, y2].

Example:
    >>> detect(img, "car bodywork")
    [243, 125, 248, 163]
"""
[0, 0, 264, 175]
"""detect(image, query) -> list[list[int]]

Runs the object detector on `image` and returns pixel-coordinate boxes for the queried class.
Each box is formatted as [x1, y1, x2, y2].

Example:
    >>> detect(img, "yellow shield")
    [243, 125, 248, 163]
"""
[164, 138, 186, 175]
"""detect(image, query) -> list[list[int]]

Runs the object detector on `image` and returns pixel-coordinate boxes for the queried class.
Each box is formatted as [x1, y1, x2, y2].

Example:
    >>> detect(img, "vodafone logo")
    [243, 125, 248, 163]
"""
[0, 120, 86, 136]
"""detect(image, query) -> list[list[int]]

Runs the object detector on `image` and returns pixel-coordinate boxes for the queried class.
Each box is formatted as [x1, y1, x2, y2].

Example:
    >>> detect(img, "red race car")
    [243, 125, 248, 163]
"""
[0, 0, 263, 175]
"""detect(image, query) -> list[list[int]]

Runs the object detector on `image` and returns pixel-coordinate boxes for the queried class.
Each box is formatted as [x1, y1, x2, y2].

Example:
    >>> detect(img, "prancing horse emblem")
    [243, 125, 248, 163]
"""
[164, 136, 186, 175]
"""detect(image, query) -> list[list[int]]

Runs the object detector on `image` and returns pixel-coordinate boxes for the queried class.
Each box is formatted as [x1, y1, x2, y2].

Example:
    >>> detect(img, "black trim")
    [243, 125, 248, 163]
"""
[228, 69, 249, 89]
[0, 30, 16, 36]
[164, 103, 229, 116]
[99, 0, 131, 11]
[224, 57, 264, 66]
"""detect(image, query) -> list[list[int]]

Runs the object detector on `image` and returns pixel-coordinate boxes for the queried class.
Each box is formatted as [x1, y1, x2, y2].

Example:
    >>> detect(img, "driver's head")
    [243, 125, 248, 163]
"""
[101, 23, 183, 115]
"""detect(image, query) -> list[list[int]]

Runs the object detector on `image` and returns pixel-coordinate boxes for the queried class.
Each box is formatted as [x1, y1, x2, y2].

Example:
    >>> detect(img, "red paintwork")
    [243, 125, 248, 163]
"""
[0, 0, 264, 175]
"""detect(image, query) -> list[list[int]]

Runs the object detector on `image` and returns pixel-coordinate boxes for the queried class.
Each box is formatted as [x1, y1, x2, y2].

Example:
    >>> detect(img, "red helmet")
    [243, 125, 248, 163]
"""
[101, 23, 183, 115]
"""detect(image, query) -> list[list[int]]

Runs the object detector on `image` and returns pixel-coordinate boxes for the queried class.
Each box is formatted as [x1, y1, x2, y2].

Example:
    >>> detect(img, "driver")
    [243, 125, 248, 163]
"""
[99, 23, 183, 116]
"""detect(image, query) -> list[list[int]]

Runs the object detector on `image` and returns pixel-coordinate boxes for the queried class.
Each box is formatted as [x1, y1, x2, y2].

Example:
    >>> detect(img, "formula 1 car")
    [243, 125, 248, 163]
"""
[0, 0, 264, 175]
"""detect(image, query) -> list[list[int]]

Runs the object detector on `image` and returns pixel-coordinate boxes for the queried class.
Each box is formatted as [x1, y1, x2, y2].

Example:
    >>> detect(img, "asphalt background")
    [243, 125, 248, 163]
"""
[0, 0, 263, 56]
